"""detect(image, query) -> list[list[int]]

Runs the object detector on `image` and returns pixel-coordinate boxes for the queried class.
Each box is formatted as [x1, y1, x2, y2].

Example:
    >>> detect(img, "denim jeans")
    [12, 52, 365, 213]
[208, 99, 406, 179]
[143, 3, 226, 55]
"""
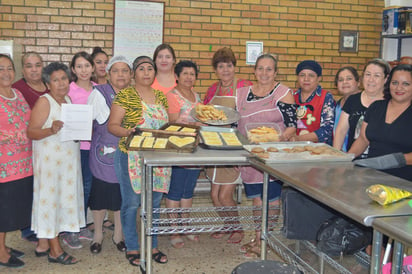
[166, 167, 200, 201]
[21, 227, 35, 238]
[81, 149, 92, 220]
[114, 149, 163, 252]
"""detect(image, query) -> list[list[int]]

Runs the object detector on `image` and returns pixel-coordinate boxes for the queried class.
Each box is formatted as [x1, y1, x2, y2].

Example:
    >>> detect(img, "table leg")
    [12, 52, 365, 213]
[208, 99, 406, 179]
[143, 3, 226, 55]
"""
[146, 165, 153, 274]
[260, 171, 269, 260]
[370, 229, 383, 274]
[140, 161, 147, 272]
[391, 241, 404, 274]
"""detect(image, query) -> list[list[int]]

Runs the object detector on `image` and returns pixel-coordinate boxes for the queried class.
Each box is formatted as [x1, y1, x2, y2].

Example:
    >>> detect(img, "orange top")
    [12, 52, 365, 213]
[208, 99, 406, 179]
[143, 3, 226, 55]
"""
[151, 77, 176, 95]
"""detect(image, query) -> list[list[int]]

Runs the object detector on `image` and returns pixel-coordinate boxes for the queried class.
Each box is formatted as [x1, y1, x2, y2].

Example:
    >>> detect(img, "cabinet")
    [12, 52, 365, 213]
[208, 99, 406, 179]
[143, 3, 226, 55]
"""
[380, 34, 412, 61]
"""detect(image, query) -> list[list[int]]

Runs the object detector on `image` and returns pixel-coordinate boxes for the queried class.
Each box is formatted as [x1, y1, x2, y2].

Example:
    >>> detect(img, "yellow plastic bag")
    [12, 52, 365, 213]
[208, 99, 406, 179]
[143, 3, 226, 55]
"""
[366, 184, 412, 206]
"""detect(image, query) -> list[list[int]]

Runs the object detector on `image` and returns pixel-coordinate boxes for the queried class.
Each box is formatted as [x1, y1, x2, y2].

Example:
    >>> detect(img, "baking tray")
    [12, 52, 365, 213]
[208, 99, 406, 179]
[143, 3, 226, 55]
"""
[190, 104, 240, 125]
[199, 126, 249, 150]
[126, 124, 199, 153]
[243, 142, 355, 163]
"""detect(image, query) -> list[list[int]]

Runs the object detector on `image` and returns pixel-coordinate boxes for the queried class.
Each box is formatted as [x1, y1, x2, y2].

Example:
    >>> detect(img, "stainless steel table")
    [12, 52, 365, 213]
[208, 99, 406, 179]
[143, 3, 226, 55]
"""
[372, 216, 412, 274]
[140, 147, 250, 274]
[248, 158, 412, 274]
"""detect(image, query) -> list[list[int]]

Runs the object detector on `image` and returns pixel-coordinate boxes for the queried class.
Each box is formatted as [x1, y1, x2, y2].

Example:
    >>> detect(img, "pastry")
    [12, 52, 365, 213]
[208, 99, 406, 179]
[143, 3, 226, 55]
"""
[247, 126, 279, 143]
[251, 147, 265, 153]
[267, 147, 279, 152]
[153, 138, 168, 149]
[129, 135, 144, 148]
[180, 127, 196, 133]
[219, 132, 242, 146]
[169, 136, 195, 148]
[200, 131, 223, 146]
[196, 104, 227, 121]
[141, 132, 153, 137]
[142, 137, 155, 148]
[165, 125, 181, 131]
[256, 152, 269, 159]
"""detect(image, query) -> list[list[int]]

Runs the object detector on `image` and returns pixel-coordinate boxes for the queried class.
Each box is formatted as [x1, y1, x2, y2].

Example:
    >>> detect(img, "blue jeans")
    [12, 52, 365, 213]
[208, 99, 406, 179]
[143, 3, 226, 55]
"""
[21, 227, 35, 238]
[115, 149, 163, 252]
[166, 167, 200, 201]
[81, 149, 92, 220]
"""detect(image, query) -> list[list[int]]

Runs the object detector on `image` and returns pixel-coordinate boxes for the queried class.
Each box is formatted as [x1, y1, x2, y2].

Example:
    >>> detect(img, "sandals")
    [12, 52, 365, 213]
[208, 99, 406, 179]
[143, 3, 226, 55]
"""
[239, 238, 257, 253]
[152, 250, 168, 264]
[227, 231, 244, 244]
[170, 236, 184, 248]
[103, 220, 115, 231]
[48, 251, 78, 265]
[210, 231, 227, 239]
[0, 255, 24, 268]
[186, 234, 200, 242]
[35, 248, 50, 257]
[125, 253, 140, 267]
[243, 245, 261, 259]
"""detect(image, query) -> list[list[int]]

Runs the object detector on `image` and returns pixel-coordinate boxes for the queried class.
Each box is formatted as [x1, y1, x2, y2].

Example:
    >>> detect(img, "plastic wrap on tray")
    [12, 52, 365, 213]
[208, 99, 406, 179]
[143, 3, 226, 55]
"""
[366, 184, 412, 206]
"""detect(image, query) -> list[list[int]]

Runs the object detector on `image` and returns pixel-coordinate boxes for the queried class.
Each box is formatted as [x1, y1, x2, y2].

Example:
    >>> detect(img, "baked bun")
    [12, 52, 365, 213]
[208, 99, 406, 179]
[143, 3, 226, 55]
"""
[267, 147, 279, 152]
[251, 147, 265, 153]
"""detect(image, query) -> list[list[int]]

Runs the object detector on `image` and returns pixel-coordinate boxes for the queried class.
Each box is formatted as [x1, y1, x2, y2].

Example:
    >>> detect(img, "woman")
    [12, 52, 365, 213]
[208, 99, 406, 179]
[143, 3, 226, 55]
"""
[87, 55, 132, 254]
[108, 56, 169, 266]
[62, 51, 96, 248]
[236, 53, 297, 258]
[334, 59, 390, 157]
[292, 60, 336, 145]
[165, 60, 202, 248]
[332, 66, 360, 152]
[203, 47, 252, 244]
[349, 64, 412, 181]
[12, 51, 49, 109]
[152, 43, 177, 94]
[0, 54, 33, 268]
[28, 62, 84, 265]
[12, 51, 49, 243]
[91, 47, 109, 85]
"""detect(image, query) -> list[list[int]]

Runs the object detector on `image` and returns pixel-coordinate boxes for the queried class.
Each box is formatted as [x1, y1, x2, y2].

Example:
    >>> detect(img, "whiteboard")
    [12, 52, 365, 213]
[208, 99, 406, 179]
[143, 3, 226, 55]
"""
[114, 0, 164, 63]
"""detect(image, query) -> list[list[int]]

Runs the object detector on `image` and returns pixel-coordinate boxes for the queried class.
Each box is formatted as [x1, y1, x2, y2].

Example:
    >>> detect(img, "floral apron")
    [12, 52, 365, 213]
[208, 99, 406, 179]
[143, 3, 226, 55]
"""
[128, 101, 171, 194]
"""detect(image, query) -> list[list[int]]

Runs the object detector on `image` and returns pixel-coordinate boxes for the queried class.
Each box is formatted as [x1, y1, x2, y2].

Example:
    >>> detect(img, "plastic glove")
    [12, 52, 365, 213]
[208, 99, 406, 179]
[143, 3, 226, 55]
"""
[354, 153, 406, 170]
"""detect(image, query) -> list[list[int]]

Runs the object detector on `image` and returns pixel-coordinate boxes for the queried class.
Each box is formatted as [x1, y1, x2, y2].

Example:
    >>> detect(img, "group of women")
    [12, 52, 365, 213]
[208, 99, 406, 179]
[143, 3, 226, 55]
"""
[1, 42, 411, 269]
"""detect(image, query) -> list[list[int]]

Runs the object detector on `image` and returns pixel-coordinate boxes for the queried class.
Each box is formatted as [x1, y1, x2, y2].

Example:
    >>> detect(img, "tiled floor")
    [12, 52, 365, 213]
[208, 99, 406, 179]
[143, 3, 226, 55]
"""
[3, 192, 284, 274]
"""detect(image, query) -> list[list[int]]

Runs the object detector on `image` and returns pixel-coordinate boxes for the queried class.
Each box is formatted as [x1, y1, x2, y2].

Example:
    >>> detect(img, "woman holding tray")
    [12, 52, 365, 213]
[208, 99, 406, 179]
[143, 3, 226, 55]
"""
[165, 60, 202, 248]
[236, 53, 297, 258]
[203, 47, 252, 244]
[334, 59, 390, 157]
[108, 56, 170, 266]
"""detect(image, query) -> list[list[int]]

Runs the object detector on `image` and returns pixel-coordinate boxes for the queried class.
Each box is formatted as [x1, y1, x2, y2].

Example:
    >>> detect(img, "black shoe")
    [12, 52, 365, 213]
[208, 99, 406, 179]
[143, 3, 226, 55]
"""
[8, 248, 24, 258]
[112, 237, 126, 252]
[0, 255, 24, 268]
[90, 242, 102, 254]
[23, 234, 39, 243]
[35, 248, 50, 257]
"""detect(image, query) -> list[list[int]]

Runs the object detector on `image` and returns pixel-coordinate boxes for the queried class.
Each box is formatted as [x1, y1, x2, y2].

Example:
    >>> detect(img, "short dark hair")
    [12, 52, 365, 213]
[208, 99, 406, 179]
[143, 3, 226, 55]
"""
[0, 53, 15, 72]
[334, 66, 360, 87]
[383, 64, 412, 100]
[70, 51, 94, 82]
[174, 60, 198, 80]
[42, 62, 71, 84]
[211, 47, 236, 70]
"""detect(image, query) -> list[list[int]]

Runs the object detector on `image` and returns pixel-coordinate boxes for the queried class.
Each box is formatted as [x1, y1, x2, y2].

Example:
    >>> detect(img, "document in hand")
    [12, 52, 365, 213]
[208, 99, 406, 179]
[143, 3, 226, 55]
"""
[60, 104, 93, 142]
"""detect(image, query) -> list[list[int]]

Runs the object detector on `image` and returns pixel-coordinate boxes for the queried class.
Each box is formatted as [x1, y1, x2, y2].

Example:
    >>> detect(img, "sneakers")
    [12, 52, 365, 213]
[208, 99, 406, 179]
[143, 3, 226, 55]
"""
[61, 232, 82, 249]
[79, 228, 94, 241]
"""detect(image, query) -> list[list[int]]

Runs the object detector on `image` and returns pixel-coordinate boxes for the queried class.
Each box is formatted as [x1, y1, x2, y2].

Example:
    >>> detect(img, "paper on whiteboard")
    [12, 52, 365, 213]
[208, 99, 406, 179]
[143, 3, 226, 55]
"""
[60, 104, 93, 142]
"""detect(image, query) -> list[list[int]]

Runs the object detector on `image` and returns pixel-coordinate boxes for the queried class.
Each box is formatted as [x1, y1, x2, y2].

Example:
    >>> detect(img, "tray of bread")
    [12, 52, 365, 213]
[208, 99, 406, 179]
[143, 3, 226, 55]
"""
[199, 126, 249, 150]
[190, 104, 240, 125]
[244, 142, 354, 163]
[245, 122, 282, 143]
[126, 123, 199, 153]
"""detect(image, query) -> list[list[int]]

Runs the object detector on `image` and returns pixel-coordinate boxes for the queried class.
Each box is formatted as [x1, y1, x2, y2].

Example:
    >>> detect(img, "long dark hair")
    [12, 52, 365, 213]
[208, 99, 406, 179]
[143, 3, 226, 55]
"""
[383, 64, 412, 101]
[70, 51, 94, 82]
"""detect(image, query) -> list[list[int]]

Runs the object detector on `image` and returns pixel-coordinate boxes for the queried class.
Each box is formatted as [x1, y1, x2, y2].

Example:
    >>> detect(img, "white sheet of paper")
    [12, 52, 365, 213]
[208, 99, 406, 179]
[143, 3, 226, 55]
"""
[60, 104, 93, 142]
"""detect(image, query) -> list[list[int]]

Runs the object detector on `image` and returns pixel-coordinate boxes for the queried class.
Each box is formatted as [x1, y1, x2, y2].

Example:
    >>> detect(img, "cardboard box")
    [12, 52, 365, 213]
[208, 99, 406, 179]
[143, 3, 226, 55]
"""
[383, 7, 412, 35]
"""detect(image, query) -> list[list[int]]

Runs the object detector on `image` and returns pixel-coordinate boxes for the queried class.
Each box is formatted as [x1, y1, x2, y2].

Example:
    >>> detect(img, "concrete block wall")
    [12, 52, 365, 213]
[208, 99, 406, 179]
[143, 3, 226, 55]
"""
[0, 0, 384, 96]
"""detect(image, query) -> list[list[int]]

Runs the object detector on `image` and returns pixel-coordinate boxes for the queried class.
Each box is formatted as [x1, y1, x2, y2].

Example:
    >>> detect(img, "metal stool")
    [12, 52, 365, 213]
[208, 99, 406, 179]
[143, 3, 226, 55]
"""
[231, 260, 301, 274]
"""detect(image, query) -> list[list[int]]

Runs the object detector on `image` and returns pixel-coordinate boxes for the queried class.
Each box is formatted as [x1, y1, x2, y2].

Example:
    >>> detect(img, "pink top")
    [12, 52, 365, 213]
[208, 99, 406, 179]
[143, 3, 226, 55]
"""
[203, 79, 253, 105]
[68, 81, 96, 150]
[0, 89, 33, 183]
[166, 88, 201, 124]
[151, 77, 176, 95]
